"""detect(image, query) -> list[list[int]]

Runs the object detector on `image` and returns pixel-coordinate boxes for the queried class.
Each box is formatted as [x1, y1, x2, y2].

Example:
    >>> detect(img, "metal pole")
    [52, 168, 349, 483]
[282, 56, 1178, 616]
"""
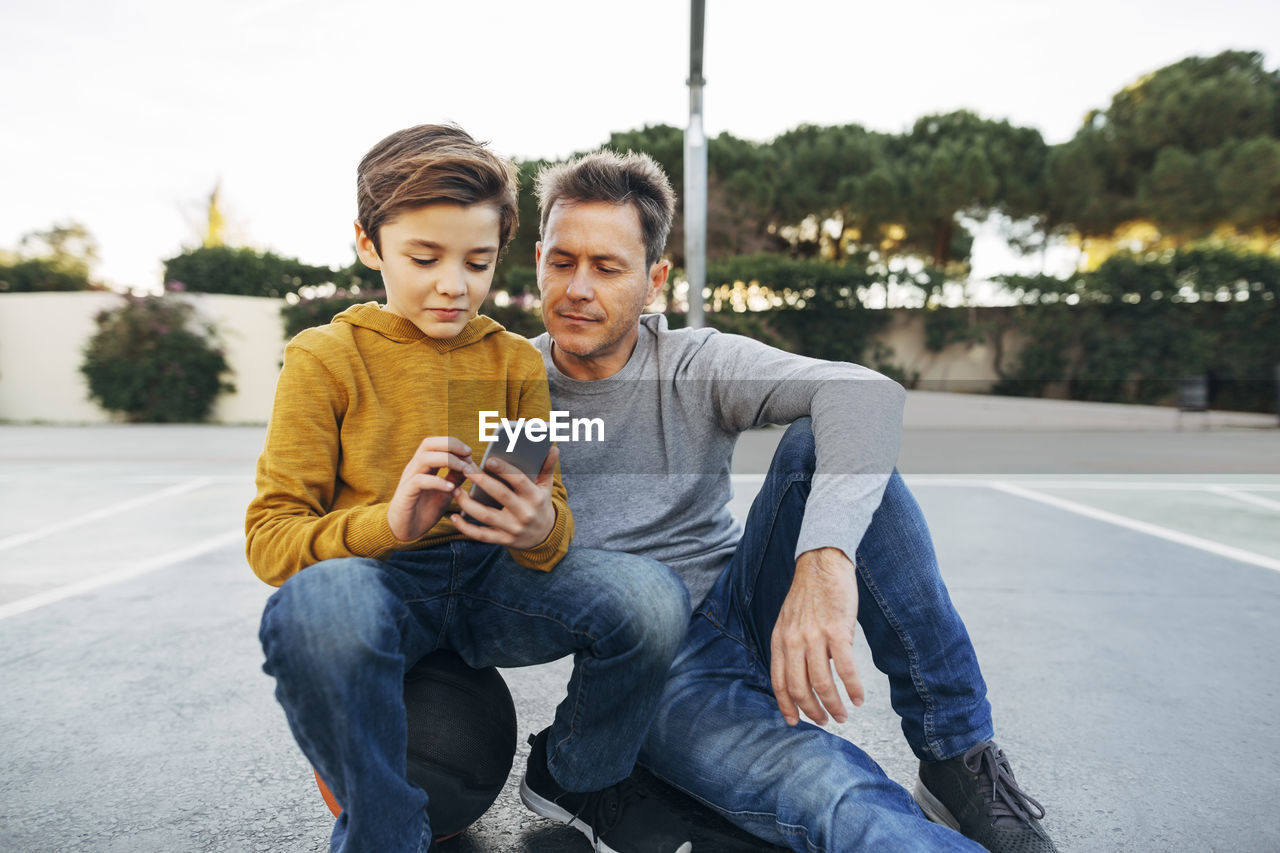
[684, 0, 707, 328]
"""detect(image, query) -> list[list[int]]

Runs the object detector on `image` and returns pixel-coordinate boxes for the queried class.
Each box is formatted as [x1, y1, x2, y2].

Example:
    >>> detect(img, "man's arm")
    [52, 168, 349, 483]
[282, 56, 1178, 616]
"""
[693, 328, 905, 562]
[691, 329, 905, 723]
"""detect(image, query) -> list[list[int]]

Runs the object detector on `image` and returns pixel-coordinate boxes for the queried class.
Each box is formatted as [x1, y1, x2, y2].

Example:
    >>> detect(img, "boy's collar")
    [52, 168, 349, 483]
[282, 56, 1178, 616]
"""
[337, 303, 503, 350]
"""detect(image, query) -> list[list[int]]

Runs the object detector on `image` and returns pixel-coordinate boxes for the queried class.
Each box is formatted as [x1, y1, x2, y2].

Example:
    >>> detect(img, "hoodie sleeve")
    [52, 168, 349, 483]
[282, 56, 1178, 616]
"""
[244, 342, 404, 586]
[504, 358, 574, 572]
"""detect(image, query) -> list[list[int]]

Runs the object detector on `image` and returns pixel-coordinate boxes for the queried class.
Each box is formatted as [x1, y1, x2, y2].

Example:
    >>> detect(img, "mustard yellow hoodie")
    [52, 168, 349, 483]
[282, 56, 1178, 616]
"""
[245, 302, 572, 586]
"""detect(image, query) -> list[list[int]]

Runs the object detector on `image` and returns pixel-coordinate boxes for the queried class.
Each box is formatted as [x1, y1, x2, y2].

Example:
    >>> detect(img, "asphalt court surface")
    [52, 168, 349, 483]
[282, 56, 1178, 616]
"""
[2, 393, 1278, 851]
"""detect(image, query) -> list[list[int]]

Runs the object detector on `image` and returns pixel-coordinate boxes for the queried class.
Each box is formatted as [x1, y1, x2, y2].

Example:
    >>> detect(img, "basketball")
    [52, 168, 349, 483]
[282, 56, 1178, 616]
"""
[314, 650, 518, 841]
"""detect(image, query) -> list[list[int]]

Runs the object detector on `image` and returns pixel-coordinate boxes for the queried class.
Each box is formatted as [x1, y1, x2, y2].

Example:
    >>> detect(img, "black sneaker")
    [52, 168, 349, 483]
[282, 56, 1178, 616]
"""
[914, 740, 1058, 853]
[519, 729, 693, 853]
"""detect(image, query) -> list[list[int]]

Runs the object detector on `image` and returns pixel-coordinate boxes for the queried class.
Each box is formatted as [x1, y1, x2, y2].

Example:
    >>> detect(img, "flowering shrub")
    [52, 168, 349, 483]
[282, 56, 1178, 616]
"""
[80, 295, 235, 422]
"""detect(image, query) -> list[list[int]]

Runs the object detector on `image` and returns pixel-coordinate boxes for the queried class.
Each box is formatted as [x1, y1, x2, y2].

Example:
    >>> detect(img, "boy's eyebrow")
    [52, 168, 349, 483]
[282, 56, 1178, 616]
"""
[403, 238, 498, 254]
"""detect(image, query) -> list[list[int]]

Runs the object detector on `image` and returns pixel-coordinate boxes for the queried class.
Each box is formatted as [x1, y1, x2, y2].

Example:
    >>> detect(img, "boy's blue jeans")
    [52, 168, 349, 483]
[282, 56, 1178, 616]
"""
[259, 543, 689, 853]
[640, 419, 991, 852]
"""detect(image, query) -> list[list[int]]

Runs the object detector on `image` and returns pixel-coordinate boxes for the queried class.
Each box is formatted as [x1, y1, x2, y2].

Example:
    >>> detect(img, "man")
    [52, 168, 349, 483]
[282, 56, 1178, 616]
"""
[523, 149, 1058, 853]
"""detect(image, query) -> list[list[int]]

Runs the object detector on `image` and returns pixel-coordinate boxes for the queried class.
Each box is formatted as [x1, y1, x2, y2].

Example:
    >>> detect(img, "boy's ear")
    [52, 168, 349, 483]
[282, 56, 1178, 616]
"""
[353, 221, 382, 270]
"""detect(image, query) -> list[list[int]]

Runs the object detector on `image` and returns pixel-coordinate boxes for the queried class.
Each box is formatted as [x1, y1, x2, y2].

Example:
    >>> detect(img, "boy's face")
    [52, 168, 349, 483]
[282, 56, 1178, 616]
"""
[355, 203, 501, 340]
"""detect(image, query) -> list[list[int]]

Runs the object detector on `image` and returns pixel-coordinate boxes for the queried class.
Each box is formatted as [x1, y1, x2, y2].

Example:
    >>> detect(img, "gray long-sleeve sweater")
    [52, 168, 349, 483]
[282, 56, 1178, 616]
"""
[533, 314, 906, 606]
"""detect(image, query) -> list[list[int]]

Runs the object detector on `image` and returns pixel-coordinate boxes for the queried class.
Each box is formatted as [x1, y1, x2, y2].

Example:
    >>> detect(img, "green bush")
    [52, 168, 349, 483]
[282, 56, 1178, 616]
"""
[664, 305, 794, 352]
[81, 296, 235, 422]
[280, 288, 547, 340]
[484, 301, 546, 338]
[281, 289, 377, 339]
[0, 258, 94, 292]
[700, 254, 894, 364]
[163, 246, 333, 298]
[995, 248, 1280, 411]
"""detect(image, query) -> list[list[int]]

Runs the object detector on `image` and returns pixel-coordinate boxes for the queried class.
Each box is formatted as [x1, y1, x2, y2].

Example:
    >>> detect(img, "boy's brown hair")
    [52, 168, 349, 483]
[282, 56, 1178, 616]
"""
[535, 150, 676, 268]
[356, 124, 520, 255]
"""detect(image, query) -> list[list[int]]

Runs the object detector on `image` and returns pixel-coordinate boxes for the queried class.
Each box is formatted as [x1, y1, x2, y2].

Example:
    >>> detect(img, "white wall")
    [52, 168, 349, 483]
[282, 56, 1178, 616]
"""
[0, 292, 285, 424]
[189, 294, 288, 424]
[0, 292, 1018, 424]
[877, 310, 1027, 391]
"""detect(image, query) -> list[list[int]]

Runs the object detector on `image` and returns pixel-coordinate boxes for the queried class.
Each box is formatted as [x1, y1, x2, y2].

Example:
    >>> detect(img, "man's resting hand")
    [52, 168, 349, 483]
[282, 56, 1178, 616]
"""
[770, 547, 865, 726]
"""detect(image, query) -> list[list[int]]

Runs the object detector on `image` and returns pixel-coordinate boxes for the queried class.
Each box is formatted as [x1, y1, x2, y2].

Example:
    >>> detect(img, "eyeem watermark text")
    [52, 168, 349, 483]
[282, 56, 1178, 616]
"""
[479, 411, 604, 450]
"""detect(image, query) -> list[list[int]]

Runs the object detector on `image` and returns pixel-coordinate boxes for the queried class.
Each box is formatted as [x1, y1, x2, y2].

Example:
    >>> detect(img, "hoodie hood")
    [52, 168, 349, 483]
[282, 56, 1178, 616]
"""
[332, 302, 505, 352]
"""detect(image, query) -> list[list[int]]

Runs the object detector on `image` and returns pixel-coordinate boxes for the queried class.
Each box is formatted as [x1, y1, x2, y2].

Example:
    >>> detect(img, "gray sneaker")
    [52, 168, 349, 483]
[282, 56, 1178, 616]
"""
[913, 741, 1058, 853]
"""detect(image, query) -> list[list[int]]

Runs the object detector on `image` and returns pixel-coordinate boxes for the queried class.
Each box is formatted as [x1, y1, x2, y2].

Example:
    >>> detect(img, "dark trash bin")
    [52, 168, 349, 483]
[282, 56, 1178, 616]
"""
[1178, 375, 1209, 412]
[1177, 375, 1209, 430]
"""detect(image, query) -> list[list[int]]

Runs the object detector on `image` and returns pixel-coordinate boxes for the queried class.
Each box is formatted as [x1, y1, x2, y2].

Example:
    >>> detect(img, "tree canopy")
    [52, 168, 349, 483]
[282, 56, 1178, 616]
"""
[0, 220, 100, 292]
[1048, 50, 1280, 242]
[498, 50, 1278, 278]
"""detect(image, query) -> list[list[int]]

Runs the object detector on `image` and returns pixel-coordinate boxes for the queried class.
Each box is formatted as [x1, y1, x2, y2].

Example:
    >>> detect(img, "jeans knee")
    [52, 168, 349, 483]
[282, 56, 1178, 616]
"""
[259, 559, 400, 680]
[642, 564, 692, 655]
[774, 417, 816, 476]
[594, 558, 690, 666]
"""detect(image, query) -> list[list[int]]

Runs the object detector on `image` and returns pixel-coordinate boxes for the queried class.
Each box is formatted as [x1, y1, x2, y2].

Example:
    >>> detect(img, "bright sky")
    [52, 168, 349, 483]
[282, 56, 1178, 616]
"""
[3, 0, 1279, 293]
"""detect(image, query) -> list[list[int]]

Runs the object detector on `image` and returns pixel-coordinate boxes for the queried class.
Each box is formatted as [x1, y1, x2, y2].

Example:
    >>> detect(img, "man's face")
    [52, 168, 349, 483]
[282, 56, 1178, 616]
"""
[355, 203, 500, 340]
[536, 200, 668, 379]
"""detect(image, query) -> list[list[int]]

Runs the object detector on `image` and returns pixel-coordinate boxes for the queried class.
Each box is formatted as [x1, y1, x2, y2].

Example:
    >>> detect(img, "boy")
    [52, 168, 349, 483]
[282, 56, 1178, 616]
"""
[247, 125, 692, 853]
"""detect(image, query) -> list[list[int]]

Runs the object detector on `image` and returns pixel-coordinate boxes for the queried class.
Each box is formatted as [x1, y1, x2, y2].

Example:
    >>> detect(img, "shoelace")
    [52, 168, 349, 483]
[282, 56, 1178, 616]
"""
[576, 775, 645, 843]
[962, 741, 1047, 827]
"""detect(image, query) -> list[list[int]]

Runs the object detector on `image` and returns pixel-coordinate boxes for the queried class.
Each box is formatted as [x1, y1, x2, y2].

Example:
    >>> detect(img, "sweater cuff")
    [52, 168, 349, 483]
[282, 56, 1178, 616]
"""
[509, 506, 572, 572]
[792, 515, 865, 571]
[345, 504, 405, 559]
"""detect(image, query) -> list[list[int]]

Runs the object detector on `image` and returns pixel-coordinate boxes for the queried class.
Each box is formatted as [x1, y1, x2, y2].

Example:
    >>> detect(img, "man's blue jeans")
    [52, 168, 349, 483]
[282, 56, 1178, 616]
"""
[640, 419, 991, 852]
[259, 542, 689, 853]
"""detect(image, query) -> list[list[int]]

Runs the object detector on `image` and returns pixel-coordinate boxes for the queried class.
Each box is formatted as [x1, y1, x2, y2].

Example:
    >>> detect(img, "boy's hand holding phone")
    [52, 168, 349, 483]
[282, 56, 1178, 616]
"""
[387, 436, 476, 542]
[452, 444, 560, 550]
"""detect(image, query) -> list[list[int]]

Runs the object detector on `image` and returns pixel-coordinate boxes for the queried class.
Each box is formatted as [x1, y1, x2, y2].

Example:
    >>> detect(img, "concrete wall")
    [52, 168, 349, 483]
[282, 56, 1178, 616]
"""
[0, 292, 286, 424]
[0, 293, 1017, 424]
[877, 309, 1027, 392]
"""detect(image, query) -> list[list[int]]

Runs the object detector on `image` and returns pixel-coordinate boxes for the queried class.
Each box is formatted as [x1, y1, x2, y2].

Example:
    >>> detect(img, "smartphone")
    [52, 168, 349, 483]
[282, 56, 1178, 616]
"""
[460, 429, 551, 525]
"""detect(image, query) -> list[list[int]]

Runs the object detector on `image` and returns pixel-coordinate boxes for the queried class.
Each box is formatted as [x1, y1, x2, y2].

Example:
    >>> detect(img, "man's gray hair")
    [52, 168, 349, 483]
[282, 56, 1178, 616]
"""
[535, 150, 677, 268]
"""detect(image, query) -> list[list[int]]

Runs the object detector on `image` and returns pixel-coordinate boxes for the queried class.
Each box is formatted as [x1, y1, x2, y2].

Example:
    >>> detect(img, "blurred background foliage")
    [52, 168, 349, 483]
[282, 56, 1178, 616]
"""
[8, 50, 1277, 413]
[0, 221, 104, 292]
[80, 295, 235, 423]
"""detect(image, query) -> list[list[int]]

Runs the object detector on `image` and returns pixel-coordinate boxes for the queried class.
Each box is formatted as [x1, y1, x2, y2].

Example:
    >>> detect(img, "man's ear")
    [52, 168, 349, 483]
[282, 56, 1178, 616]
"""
[646, 258, 671, 305]
[534, 241, 545, 293]
[353, 221, 382, 271]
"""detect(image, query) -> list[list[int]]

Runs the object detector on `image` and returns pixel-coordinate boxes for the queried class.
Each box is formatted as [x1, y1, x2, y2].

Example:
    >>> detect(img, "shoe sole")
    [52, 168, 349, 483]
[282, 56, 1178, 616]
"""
[912, 774, 963, 833]
[519, 775, 693, 853]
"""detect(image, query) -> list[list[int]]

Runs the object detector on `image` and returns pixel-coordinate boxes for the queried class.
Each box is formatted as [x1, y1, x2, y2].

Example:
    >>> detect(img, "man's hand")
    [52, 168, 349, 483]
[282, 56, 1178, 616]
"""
[451, 445, 560, 551]
[769, 547, 865, 726]
[387, 437, 476, 542]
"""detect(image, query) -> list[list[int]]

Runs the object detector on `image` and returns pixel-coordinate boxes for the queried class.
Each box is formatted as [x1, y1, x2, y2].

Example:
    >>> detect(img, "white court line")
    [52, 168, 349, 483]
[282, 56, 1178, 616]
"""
[0, 528, 243, 621]
[989, 481, 1280, 575]
[1208, 486, 1280, 513]
[905, 478, 1280, 492]
[0, 477, 215, 552]
[0, 474, 247, 483]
